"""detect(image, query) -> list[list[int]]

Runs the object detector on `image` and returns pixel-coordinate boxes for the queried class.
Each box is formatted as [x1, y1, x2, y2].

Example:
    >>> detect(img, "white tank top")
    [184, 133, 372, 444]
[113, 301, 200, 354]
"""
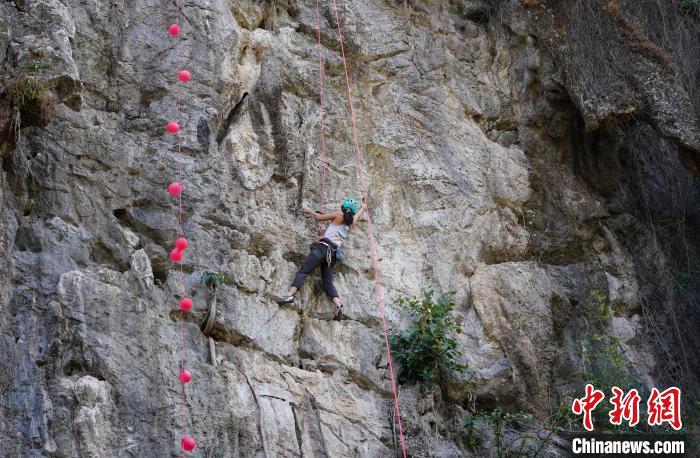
[323, 223, 349, 248]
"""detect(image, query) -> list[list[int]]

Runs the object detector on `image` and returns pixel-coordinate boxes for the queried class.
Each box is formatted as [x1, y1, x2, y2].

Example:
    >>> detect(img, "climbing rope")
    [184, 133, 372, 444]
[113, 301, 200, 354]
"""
[165, 0, 196, 453]
[315, 0, 328, 236]
[316, 1, 409, 455]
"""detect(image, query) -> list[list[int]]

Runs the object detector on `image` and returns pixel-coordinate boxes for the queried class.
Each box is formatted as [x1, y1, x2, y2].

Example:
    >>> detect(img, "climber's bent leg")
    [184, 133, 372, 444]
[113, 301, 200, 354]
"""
[320, 256, 343, 320]
[278, 246, 323, 305]
[320, 255, 338, 298]
[292, 246, 324, 288]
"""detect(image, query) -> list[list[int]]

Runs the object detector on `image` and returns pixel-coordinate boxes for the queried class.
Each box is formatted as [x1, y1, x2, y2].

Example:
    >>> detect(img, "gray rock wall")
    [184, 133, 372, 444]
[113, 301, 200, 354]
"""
[1, 0, 698, 456]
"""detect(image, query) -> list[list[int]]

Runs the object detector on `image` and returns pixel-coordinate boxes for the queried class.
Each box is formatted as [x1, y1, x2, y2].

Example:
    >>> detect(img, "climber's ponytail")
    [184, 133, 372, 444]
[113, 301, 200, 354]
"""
[342, 206, 354, 227]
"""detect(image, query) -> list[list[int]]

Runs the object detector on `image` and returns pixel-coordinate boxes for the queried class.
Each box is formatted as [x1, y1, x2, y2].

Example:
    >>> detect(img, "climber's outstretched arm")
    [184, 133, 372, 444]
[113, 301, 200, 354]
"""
[302, 207, 339, 222]
[347, 197, 367, 231]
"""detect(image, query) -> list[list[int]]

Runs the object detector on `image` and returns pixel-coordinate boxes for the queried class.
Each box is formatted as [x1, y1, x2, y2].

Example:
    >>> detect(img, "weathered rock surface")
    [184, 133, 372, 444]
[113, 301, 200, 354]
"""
[1, 0, 698, 456]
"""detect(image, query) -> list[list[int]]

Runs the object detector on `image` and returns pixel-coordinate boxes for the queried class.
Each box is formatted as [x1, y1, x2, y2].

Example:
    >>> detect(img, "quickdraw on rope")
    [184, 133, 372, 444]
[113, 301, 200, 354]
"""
[165, 1, 196, 454]
[316, 1, 408, 455]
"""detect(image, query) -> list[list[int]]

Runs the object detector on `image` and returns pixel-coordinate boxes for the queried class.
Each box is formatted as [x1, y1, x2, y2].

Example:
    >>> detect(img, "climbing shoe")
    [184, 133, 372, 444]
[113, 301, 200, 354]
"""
[276, 295, 295, 305]
[332, 303, 344, 321]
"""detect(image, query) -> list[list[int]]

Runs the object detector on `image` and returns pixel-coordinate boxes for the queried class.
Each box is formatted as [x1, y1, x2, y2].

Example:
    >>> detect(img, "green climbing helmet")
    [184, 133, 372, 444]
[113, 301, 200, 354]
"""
[341, 198, 360, 214]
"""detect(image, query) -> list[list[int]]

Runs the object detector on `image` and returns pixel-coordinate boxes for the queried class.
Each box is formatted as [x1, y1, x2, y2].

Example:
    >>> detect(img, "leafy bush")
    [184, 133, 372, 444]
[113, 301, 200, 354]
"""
[7, 76, 55, 130]
[462, 402, 534, 457]
[8, 77, 46, 109]
[389, 289, 468, 387]
[576, 290, 630, 389]
[460, 412, 484, 449]
[201, 270, 224, 289]
[673, 269, 700, 290]
[677, 0, 700, 11]
[481, 405, 533, 457]
[575, 289, 637, 433]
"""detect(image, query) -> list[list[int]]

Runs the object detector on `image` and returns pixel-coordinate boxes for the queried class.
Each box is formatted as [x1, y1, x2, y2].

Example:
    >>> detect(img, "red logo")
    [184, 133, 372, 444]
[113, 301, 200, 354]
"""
[647, 387, 682, 430]
[571, 385, 682, 431]
[572, 384, 605, 431]
[609, 387, 641, 427]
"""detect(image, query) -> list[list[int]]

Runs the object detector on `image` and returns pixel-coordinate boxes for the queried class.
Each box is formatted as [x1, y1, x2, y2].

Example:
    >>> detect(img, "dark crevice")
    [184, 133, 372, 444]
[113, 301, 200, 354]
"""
[216, 92, 249, 145]
[153, 268, 168, 287]
[197, 116, 211, 153]
[291, 405, 304, 455]
[14, 226, 42, 253]
[113, 208, 127, 220]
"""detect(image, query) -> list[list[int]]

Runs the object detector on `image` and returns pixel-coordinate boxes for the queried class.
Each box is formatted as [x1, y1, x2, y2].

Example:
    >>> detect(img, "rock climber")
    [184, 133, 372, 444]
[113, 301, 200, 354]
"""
[276, 197, 366, 320]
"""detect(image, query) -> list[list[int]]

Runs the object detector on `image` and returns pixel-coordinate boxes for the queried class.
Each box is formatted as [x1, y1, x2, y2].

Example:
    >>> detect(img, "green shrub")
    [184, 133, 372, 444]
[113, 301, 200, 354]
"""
[389, 289, 468, 387]
[462, 402, 534, 457]
[201, 270, 224, 289]
[460, 412, 483, 449]
[8, 76, 46, 109]
[673, 269, 700, 290]
[6, 76, 55, 133]
[575, 289, 636, 432]
[677, 0, 700, 10]
[462, 402, 570, 457]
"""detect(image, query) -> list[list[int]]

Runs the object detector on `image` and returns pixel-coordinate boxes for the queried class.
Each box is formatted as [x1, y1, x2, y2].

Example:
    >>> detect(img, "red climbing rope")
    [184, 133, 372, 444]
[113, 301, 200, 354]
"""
[166, 0, 195, 453]
[316, 0, 328, 236]
[324, 1, 408, 455]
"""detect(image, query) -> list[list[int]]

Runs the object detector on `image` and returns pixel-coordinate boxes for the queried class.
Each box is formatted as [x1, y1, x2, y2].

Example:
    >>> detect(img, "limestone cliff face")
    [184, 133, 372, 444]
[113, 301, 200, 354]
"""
[1, 0, 698, 456]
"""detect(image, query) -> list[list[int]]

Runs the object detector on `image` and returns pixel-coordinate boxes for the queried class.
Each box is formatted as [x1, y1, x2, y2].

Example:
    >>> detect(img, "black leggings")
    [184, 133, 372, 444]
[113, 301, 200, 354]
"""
[291, 243, 337, 298]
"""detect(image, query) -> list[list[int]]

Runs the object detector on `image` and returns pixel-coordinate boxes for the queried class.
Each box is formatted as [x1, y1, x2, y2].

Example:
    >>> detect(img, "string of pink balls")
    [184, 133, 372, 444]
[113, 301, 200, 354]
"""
[166, 14, 196, 454]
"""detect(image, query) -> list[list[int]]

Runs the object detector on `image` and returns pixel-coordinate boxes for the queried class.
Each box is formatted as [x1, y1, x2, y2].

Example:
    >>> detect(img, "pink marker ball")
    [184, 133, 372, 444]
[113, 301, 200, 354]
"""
[175, 237, 188, 251]
[166, 121, 180, 134]
[168, 23, 180, 37]
[179, 297, 193, 311]
[181, 435, 196, 452]
[167, 182, 182, 197]
[169, 248, 183, 262]
[178, 70, 191, 82]
[180, 369, 192, 384]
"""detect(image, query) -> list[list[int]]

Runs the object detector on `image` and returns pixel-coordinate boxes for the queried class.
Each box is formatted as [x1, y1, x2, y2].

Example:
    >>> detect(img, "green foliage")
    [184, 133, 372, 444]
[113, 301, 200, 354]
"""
[24, 60, 43, 72]
[462, 401, 573, 457]
[677, 0, 700, 10]
[673, 269, 700, 290]
[575, 290, 636, 433]
[482, 404, 533, 457]
[461, 402, 534, 457]
[523, 208, 537, 226]
[23, 48, 46, 72]
[31, 47, 46, 58]
[530, 403, 574, 456]
[460, 412, 483, 449]
[577, 290, 629, 388]
[389, 289, 469, 387]
[201, 270, 224, 289]
[8, 76, 46, 109]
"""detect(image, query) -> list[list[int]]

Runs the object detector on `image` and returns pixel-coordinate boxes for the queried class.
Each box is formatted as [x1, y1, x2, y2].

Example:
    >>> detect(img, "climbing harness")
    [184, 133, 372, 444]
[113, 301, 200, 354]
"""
[315, 0, 408, 455]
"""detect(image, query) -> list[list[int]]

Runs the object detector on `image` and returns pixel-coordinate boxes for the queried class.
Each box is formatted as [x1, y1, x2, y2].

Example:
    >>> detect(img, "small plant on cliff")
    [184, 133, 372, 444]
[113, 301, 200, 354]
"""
[460, 412, 484, 449]
[576, 290, 630, 391]
[677, 0, 700, 11]
[462, 401, 570, 457]
[461, 402, 534, 457]
[7, 76, 55, 138]
[8, 76, 47, 109]
[481, 404, 533, 457]
[201, 270, 224, 290]
[575, 289, 636, 433]
[389, 289, 468, 387]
